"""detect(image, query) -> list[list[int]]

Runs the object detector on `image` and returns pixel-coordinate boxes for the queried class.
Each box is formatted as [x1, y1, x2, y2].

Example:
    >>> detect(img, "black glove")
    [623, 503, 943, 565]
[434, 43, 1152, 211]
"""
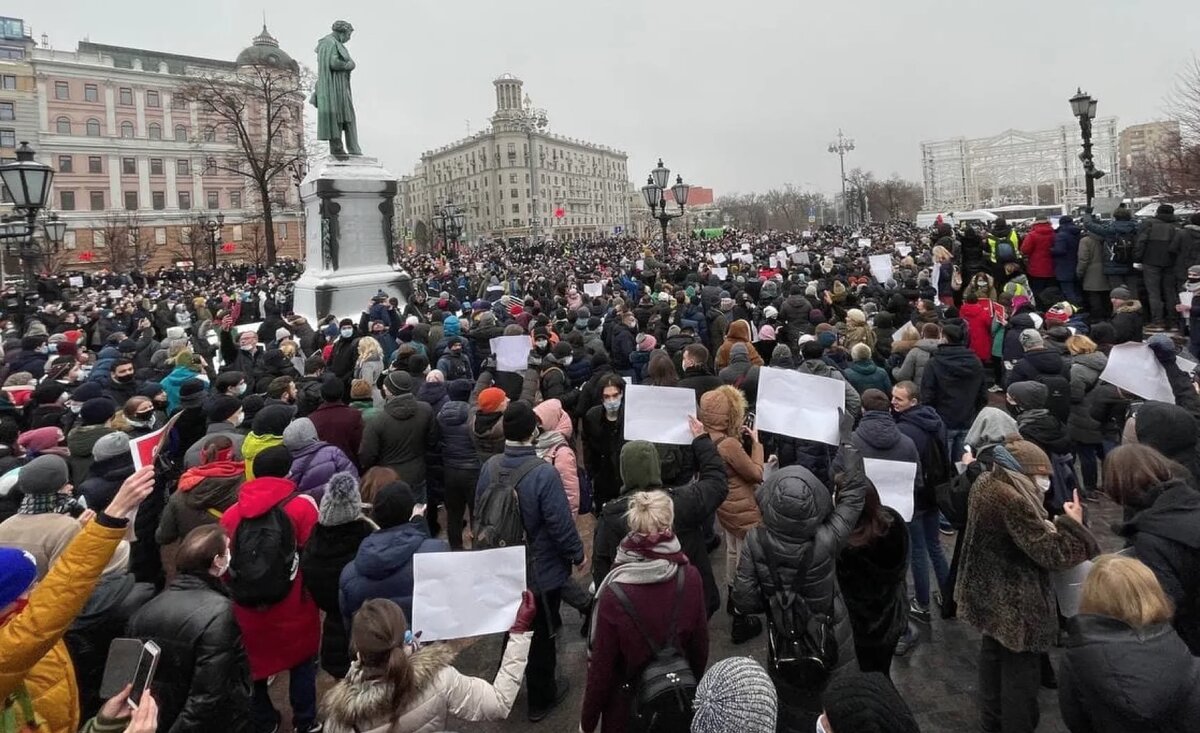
[838, 407, 855, 445]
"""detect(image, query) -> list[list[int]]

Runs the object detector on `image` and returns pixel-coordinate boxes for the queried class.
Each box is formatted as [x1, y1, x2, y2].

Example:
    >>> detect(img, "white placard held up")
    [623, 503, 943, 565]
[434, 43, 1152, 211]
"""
[869, 254, 894, 284]
[583, 282, 604, 297]
[712, 267, 728, 281]
[711, 253, 727, 264]
[1180, 291, 1194, 309]
[863, 458, 917, 521]
[896, 244, 912, 257]
[107, 290, 123, 299]
[769, 257, 778, 268]
[755, 367, 845, 445]
[489, 335, 531, 373]
[792, 252, 809, 265]
[1099, 342, 1174, 403]
[623, 384, 696, 445]
[412, 547, 526, 641]
[68, 276, 84, 287]
[801, 230, 813, 238]
[858, 238, 872, 249]
[635, 259, 645, 270]
[786, 245, 797, 254]
[741, 243, 751, 251]
[832, 247, 846, 259]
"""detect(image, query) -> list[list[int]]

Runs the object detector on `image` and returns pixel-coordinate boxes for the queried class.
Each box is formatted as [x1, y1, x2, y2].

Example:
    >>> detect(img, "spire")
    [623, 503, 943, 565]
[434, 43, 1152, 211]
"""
[252, 23, 279, 48]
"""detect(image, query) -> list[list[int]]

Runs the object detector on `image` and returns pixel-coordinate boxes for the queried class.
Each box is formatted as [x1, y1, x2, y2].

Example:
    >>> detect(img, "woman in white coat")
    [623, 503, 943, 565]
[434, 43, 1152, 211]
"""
[321, 592, 536, 733]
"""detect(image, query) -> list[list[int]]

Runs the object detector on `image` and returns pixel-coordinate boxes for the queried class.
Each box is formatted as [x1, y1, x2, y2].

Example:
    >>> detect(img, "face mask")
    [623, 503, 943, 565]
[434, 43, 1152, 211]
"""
[47, 343, 58, 354]
[450, 348, 462, 356]
[1187, 279, 1200, 293]
[561, 355, 573, 367]
[114, 373, 134, 384]
[341, 328, 354, 339]
[214, 550, 231, 575]
[69, 403, 82, 414]
[535, 339, 548, 349]
[1035, 475, 1052, 493]
[976, 279, 987, 287]
[603, 397, 622, 413]
[153, 398, 167, 409]
[237, 383, 247, 396]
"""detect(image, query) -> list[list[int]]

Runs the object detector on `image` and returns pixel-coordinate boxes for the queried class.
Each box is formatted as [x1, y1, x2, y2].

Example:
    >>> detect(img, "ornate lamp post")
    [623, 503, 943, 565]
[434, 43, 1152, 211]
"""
[641, 158, 689, 256]
[432, 198, 464, 257]
[0, 142, 58, 290]
[202, 212, 225, 268]
[1069, 88, 1104, 211]
[828, 130, 855, 226]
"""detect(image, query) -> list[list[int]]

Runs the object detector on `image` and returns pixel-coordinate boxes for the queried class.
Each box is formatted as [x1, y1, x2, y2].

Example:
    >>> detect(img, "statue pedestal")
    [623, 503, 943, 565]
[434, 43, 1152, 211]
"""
[291, 155, 410, 321]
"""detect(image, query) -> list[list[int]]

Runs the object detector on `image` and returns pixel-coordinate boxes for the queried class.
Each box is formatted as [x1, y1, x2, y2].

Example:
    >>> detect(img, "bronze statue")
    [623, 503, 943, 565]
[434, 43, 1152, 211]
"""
[311, 20, 360, 157]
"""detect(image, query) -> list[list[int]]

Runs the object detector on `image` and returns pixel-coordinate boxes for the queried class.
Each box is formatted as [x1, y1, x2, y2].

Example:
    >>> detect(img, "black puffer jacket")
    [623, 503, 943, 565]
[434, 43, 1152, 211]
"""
[436, 400, 479, 471]
[1068, 351, 1107, 445]
[126, 573, 253, 733]
[1116, 477, 1200, 656]
[1135, 402, 1200, 489]
[836, 507, 909, 655]
[733, 447, 867, 688]
[1060, 615, 1200, 733]
[77, 453, 136, 514]
[300, 515, 374, 678]
[359, 393, 439, 486]
[920, 344, 986, 430]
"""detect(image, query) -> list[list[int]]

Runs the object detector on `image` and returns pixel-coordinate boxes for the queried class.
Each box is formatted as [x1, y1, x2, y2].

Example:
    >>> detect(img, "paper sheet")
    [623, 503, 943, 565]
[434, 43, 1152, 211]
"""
[107, 290, 122, 299]
[635, 259, 645, 270]
[412, 547, 526, 641]
[490, 335, 531, 373]
[1052, 548, 1133, 617]
[712, 267, 728, 281]
[68, 276, 84, 287]
[741, 243, 751, 251]
[755, 367, 845, 445]
[711, 253, 727, 264]
[1180, 291, 1194, 309]
[869, 254, 894, 284]
[895, 244, 912, 257]
[792, 252, 809, 265]
[623, 384, 697, 445]
[863, 458, 917, 521]
[583, 282, 604, 297]
[832, 247, 846, 259]
[1099, 342, 1174, 403]
[931, 261, 941, 293]
[858, 238, 872, 249]
[786, 245, 797, 254]
[1178, 355, 1198, 374]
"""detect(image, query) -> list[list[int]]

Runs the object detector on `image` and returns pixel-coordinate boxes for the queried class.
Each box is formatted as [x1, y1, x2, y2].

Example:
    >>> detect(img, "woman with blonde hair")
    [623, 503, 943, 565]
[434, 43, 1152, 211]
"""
[699, 384, 764, 644]
[932, 244, 956, 306]
[581, 490, 709, 733]
[1066, 334, 1108, 500]
[356, 337, 385, 394]
[321, 593, 536, 732]
[1058, 555, 1200, 732]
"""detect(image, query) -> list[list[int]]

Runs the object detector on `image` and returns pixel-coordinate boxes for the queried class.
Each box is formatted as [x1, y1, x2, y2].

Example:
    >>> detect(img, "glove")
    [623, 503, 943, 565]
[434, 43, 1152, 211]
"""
[510, 590, 537, 634]
[837, 407, 855, 445]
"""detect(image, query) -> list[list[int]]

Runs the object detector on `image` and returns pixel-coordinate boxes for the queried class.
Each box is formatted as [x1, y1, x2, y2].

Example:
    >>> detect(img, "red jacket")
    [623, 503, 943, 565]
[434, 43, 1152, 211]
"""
[960, 299, 1001, 363]
[1020, 222, 1056, 278]
[580, 564, 708, 732]
[308, 402, 365, 470]
[220, 476, 320, 679]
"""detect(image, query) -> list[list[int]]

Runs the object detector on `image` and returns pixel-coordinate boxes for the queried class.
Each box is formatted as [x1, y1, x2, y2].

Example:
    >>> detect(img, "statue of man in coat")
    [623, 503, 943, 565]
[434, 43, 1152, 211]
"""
[311, 20, 361, 157]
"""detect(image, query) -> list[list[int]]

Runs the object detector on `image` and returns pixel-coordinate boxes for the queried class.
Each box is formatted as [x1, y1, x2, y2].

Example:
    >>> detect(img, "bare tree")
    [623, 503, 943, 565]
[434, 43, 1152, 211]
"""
[1162, 56, 1200, 202]
[178, 61, 310, 266]
[865, 176, 924, 222]
[97, 214, 131, 271]
[169, 213, 214, 266]
[239, 220, 270, 268]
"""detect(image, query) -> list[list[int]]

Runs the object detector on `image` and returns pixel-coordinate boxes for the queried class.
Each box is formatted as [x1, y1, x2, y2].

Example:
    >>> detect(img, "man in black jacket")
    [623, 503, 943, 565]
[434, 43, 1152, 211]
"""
[677, 343, 722, 403]
[1137, 203, 1186, 329]
[920, 323, 986, 461]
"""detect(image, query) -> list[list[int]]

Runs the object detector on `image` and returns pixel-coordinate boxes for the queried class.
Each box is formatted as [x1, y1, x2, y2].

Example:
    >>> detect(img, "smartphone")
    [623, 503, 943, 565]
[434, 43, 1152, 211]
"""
[127, 640, 161, 710]
[99, 638, 143, 699]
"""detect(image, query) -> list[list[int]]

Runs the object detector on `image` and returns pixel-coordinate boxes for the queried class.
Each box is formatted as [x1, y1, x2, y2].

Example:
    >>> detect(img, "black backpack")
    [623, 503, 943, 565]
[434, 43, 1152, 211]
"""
[472, 455, 543, 549]
[753, 540, 838, 690]
[609, 573, 696, 732]
[919, 431, 954, 510]
[228, 492, 300, 608]
[1108, 230, 1136, 266]
[1033, 373, 1072, 424]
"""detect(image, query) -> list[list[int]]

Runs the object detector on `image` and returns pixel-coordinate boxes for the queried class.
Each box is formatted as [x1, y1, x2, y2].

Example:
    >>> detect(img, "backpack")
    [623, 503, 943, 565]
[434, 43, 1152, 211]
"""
[994, 234, 1018, 263]
[228, 492, 300, 608]
[1108, 229, 1136, 267]
[472, 455, 543, 549]
[753, 540, 838, 690]
[1033, 373, 1071, 424]
[608, 573, 696, 732]
[920, 432, 953, 510]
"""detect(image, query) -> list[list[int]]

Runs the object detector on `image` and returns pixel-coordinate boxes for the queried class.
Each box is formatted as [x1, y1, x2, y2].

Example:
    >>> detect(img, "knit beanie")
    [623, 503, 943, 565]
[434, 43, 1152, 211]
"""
[846, 308, 866, 325]
[503, 402, 538, 442]
[478, 386, 507, 414]
[205, 394, 242, 424]
[252, 445, 292, 479]
[80, 397, 117, 426]
[1006, 381, 1048, 411]
[16, 427, 62, 455]
[18, 455, 70, 496]
[1110, 286, 1132, 301]
[824, 672, 921, 733]
[446, 379, 472, 403]
[282, 417, 320, 451]
[619, 441, 662, 494]
[384, 370, 413, 396]
[771, 343, 793, 362]
[636, 333, 657, 352]
[0, 548, 37, 610]
[251, 404, 294, 436]
[691, 656, 778, 733]
[70, 382, 103, 403]
[319, 472, 362, 527]
[373, 481, 415, 529]
[1018, 328, 1044, 351]
[1004, 435, 1052, 476]
[179, 378, 206, 406]
[92, 432, 131, 463]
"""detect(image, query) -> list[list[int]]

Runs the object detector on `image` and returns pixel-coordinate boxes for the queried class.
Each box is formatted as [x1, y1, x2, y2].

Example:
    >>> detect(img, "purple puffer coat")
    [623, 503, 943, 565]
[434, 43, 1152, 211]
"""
[287, 442, 358, 501]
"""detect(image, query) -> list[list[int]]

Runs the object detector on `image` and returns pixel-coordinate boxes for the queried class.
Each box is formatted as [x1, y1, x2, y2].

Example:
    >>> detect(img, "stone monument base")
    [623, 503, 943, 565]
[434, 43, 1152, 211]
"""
[291, 154, 410, 321]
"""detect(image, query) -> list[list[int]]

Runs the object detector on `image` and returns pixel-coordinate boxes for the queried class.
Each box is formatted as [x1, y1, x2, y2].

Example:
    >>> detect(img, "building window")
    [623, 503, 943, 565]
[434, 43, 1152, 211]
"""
[88, 156, 102, 173]
[232, 224, 243, 241]
[0, 129, 14, 147]
[177, 159, 190, 176]
[145, 90, 160, 108]
[55, 116, 71, 134]
[510, 188, 518, 198]
[59, 191, 75, 210]
[86, 119, 101, 137]
[511, 203, 519, 213]
[0, 102, 11, 121]
[0, 75, 15, 90]
[93, 230, 105, 247]
[84, 83, 98, 102]
[202, 126, 215, 142]
[89, 191, 105, 210]
[154, 228, 166, 245]
[124, 191, 138, 210]
[147, 122, 161, 140]
[118, 87, 133, 106]
[509, 174, 517, 184]
[174, 125, 187, 142]
[278, 223, 287, 240]
[229, 191, 241, 208]
[151, 191, 165, 210]
[178, 191, 191, 210]
[206, 191, 219, 209]
[122, 158, 136, 175]
[150, 158, 163, 175]
[54, 81, 69, 100]
[171, 94, 186, 110]
[57, 155, 72, 172]
[120, 121, 134, 138]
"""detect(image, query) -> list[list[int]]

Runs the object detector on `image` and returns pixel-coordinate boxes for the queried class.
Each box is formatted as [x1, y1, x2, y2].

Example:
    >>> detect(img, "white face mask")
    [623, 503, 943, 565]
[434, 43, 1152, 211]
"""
[213, 550, 231, 575]
[340, 328, 354, 339]
[1035, 475, 1052, 493]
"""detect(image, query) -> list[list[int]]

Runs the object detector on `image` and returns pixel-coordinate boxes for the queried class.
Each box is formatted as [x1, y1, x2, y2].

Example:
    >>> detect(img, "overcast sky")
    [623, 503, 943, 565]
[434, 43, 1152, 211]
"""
[14, 0, 1199, 197]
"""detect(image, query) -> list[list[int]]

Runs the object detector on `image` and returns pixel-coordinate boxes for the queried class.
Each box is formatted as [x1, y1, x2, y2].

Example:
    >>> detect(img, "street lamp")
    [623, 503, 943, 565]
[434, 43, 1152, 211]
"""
[1069, 88, 1104, 211]
[641, 158, 689, 256]
[828, 130, 855, 226]
[0, 142, 58, 290]
[432, 198, 464, 257]
[202, 212, 224, 269]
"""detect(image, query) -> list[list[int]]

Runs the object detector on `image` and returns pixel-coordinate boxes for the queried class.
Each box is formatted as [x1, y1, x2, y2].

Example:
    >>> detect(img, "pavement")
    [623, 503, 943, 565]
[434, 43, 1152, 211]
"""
[270, 494, 1126, 732]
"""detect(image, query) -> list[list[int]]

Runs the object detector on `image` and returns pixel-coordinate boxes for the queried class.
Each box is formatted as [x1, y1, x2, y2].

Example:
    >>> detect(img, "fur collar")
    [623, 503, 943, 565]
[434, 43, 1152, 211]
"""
[322, 643, 457, 732]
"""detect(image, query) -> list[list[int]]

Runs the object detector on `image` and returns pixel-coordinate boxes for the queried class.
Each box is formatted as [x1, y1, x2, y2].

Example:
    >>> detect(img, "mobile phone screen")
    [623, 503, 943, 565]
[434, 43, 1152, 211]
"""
[128, 641, 160, 709]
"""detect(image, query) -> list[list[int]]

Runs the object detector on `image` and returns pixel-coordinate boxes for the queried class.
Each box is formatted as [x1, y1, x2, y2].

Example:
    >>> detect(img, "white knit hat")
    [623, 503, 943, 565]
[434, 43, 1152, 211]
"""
[691, 656, 777, 733]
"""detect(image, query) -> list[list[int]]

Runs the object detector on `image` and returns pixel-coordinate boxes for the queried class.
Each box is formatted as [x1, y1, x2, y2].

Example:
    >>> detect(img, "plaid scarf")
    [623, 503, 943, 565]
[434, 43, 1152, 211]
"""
[17, 492, 71, 516]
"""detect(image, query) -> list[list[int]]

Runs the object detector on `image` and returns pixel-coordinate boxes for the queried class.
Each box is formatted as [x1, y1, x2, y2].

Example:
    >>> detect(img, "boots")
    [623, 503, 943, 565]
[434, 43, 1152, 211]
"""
[727, 586, 763, 644]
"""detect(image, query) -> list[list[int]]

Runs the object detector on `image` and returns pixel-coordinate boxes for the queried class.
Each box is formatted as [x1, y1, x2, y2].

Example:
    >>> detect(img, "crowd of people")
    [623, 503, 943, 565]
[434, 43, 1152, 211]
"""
[1, 209, 1199, 733]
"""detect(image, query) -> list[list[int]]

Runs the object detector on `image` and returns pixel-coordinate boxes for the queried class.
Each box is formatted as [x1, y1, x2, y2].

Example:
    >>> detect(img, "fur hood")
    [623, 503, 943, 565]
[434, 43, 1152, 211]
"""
[322, 643, 457, 733]
[1115, 300, 1142, 314]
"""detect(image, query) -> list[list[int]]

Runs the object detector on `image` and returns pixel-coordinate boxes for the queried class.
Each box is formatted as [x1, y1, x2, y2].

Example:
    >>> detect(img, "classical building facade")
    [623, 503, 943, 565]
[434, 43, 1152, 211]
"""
[29, 25, 303, 269]
[0, 18, 39, 207]
[398, 74, 631, 245]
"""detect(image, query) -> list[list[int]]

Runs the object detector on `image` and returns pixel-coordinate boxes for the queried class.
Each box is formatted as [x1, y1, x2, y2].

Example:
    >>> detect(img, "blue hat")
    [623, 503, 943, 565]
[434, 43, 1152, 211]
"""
[0, 548, 37, 609]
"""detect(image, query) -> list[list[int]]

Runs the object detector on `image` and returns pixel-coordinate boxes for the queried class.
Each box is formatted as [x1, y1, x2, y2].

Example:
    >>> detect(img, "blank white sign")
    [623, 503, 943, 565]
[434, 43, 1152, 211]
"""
[755, 367, 845, 445]
[623, 384, 697, 445]
[412, 546, 526, 641]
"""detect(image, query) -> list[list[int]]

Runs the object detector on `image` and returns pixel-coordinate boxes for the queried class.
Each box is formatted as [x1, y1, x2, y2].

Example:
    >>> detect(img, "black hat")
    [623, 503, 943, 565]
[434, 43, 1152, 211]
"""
[117, 339, 138, 354]
[178, 378, 206, 406]
[446, 379, 472, 402]
[80, 397, 117, 426]
[252, 445, 292, 479]
[70, 382, 103, 403]
[373, 480, 415, 529]
[385, 370, 412, 395]
[251, 403, 294, 436]
[32, 381, 66, 405]
[205, 394, 242, 424]
[320, 377, 344, 403]
[503, 401, 539, 442]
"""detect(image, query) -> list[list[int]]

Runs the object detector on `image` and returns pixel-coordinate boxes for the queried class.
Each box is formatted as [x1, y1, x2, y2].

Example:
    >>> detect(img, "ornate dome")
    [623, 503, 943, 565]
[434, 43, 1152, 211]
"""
[235, 25, 299, 73]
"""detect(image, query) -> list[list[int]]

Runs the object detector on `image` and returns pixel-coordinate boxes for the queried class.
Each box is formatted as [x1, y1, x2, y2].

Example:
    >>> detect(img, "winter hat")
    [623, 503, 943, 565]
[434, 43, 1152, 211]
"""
[282, 417, 320, 451]
[478, 387, 507, 414]
[319, 472, 363, 527]
[1018, 328, 1044, 351]
[619, 441, 662, 493]
[1007, 380, 1048, 410]
[503, 401, 539, 442]
[1044, 303, 1074, 326]
[0, 548, 37, 610]
[19, 455, 70, 496]
[384, 370, 413, 396]
[252, 404, 294, 436]
[426, 369, 445, 384]
[275, 327, 291, 342]
[478, 311, 497, 328]
[136, 381, 165, 400]
[636, 333, 657, 352]
[1110, 286, 1132, 301]
[372, 480, 415, 529]
[762, 305, 778, 320]
[92, 432, 131, 463]
[318, 377, 344, 404]
[1147, 333, 1177, 364]
[80, 397, 117, 426]
[1135, 402, 1198, 465]
[350, 379, 373, 401]
[70, 382, 103, 403]
[165, 326, 186, 340]
[846, 308, 867, 325]
[32, 381, 66, 405]
[252, 445, 292, 479]
[824, 672, 921, 733]
[16, 427, 63, 455]
[1004, 434, 1052, 476]
[179, 378, 206, 406]
[667, 325, 681, 339]
[205, 395, 242, 424]
[691, 656, 778, 733]
[771, 343, 793, 361]
[446, 379, 472, 403]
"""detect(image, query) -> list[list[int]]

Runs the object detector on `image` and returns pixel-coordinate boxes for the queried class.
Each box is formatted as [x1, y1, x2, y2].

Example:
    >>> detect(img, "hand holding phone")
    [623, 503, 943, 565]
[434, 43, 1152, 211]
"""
[127, 640, 161, 710]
